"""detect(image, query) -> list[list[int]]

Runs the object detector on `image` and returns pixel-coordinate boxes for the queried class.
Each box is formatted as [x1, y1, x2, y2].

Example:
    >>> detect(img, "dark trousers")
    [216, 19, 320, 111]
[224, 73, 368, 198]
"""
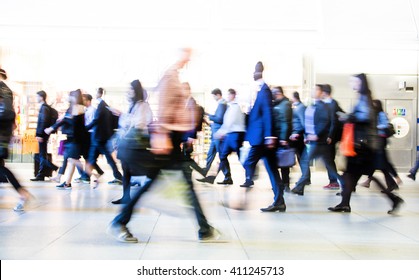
[112, 132, 212, 238]
[280, 167, 290, 186]
[290, 135, 305, 174]
[37, 140, 57, 177]
[243, 145, 284, 205]
[340, 171, 400, 207]
[295, 143, 341, 191]
[88, 139, 122, 180]
[0, 159, 22, 191]
[219, 132, 244, 181]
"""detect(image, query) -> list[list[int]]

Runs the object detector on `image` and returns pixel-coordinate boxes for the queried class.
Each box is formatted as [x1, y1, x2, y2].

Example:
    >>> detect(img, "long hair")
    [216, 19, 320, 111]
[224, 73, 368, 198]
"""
[372, 99, 384, 113]
[353, 73, 373, 104]
[69, 89, 83, 105]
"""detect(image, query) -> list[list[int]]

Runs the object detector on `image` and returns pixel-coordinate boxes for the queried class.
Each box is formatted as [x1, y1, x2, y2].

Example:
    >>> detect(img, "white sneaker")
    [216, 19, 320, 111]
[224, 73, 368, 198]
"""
[50, 176, 61, 183]
[13, 199, 25, 212]
[107, 223, 138, 243]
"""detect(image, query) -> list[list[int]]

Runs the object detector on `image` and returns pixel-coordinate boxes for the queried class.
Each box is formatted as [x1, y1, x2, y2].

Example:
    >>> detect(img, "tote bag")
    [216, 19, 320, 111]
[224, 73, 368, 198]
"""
[339, 123, 357, 157]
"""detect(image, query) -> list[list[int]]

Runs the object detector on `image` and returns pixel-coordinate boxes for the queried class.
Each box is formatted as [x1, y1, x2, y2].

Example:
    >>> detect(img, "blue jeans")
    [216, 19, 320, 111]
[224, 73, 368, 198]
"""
[295, 143, 342, 191]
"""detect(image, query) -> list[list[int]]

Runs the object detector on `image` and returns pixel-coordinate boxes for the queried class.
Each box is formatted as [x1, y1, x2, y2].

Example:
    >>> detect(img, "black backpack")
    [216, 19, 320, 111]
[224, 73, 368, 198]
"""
[47, 105, 59, 129]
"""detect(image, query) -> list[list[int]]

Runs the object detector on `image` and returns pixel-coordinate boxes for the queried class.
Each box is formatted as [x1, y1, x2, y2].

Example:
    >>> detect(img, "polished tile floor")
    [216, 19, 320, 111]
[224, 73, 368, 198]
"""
[1, 161, 418, 260]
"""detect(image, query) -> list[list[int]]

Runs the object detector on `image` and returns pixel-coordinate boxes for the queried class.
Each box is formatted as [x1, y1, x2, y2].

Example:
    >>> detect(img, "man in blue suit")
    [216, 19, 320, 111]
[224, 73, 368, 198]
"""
[241, 62, 286, 212]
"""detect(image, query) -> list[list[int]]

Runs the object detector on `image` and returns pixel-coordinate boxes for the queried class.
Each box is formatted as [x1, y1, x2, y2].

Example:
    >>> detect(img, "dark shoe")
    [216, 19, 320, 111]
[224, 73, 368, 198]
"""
[407, 173, 416, 181]
[260, 204, 286, 212]
[306, 180, 311, 185]
[388, 196, 404, 214]
[111, 198, 130, 205]
[240, 180, 254, 188]
[108, 179, 123, 185]
[30, 176, 45, 181]
[56, 182, 72, 190]
[198, 227, 227, 243]
[291, 187, 304, 196]
[217, 179, 233, 185]
[197, 175, 215, 184]
[328, 205, 351, 212]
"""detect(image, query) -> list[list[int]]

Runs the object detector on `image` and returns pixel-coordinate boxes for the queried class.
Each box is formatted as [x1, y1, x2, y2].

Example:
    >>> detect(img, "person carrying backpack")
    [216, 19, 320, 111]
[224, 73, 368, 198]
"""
[31, 90, 58, 181]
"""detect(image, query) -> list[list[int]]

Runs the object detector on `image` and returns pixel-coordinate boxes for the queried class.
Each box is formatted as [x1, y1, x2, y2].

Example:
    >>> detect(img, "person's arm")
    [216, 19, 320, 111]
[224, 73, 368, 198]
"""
[209, 103, 227, 124]
[377, 112, 389, 129]
[36, 105, 48, 137]
[327, 102, 337, 143]
[85, 104, 100, 131]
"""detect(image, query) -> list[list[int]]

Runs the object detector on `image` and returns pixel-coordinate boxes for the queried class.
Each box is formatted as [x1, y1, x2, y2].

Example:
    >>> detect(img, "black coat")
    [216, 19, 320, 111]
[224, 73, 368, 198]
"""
[85, 100, 114, 143]
[272, 98, 292, 141]
[36, 103, 51, 139]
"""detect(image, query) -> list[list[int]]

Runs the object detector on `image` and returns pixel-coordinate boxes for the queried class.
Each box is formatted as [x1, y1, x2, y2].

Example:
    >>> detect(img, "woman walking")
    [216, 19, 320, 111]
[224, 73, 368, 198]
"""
[328, 73, 404, 214]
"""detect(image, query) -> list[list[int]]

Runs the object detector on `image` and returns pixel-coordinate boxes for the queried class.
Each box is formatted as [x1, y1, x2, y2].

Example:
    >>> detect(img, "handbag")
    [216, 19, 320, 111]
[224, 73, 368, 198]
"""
[58, 140, 65, 156]
[339, 123, 357, 157]
[276, 147, 296, 168]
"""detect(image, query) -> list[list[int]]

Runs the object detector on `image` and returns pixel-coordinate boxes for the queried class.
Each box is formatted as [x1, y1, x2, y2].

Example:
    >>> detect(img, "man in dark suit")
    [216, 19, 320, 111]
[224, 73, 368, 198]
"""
[86, 88, 122, 185]
[321, 84, 345, 190]
[291, 85, 342, 195]
[31, 90, 58, 181]
[196, 88, 227, 184]
[241, 62, 286, 212]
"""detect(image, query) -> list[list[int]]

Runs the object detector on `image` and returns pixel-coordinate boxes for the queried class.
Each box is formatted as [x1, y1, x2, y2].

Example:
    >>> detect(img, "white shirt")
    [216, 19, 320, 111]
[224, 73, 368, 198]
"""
[215, 101, 246, 138]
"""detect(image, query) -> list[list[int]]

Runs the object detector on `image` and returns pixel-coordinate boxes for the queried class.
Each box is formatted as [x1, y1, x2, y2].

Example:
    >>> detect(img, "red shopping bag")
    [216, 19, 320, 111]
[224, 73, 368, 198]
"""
[339, 123, 357, 157]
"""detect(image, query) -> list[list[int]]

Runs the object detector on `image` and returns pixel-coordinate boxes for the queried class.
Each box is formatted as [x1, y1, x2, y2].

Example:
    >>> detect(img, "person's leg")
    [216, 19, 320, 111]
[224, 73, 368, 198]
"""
[219, 135, 234, 182]
[281, 168, 290, 189]
[318, 145, 341, 185]
[112, 168, 160, 225]
[326, 143, 339, 184]
[37, 141, 48, 178]
[100, 142, 122, 181]
[204, 139, 217, 174]
[112, 162, 132, 204]
[243, 146, 263, 183]
[293, 144, 315, 191]
[263, 150, 284, 205]
[181, 163, 212, 237]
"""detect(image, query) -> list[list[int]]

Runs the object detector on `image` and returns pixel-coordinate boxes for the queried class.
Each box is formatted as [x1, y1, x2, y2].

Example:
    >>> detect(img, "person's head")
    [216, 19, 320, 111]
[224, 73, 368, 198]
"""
[69, 89, 83, 106]
[211, 88, 222, 101]
[321, 84, 332, 99]
[0, 68, 7, 80]
[36, 90, 47, 103]
[182, 82, 191, 97]
[176, 48, 192, 69]
[82, 93, 93, 107]
[227, 88, 237, 102]
[350, 73, 371, 96]
[128, 80, 144, 104]
[272, 86, 285, 101]
[292, 91, 301, 103]
[312, 84, 323, 99]
[253, 61, 264, 81]
[372, 99, 383, 112]
[96, 87, 105, 99]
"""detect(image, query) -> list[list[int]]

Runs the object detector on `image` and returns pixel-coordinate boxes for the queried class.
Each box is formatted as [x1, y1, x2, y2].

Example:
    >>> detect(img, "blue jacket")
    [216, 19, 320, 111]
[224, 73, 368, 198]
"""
[209, 99, 227, 134]
[304, 101, 331, 144]
[245, 83, 274, 146]
[292, 101, 306, 135]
